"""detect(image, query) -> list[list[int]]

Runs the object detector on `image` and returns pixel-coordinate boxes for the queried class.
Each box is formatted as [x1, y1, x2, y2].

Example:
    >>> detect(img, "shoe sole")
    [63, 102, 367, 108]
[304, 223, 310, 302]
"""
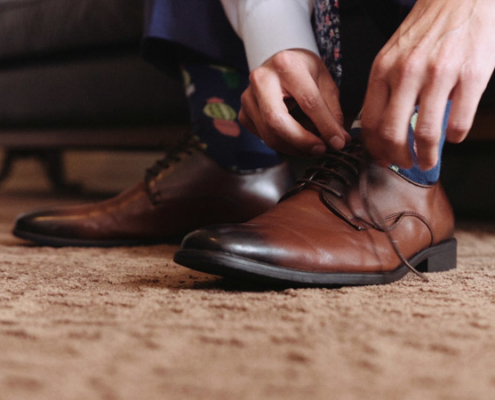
[12, 228, 181, 247]
[174, 239, 457, 287]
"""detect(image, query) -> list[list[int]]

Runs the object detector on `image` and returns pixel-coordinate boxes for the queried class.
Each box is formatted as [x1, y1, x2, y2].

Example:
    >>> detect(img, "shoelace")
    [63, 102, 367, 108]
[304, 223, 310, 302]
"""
[287, 141, 429, 282]
[145, 140, 195, 180]
[145, 121, 206, 183]
[144, 138, 203, 204]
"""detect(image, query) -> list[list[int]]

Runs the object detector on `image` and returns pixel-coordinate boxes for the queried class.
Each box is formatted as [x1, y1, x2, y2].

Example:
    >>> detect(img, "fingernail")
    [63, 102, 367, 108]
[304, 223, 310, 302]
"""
[329, 135, 345, 149]
[311, 144, 327, 156]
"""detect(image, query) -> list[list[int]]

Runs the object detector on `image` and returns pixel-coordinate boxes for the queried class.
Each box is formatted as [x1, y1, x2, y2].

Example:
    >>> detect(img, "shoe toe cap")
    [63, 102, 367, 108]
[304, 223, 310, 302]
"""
[13, 208, 83, 244]
[14, 209, 48, 236]
[180, 223, 280, 263]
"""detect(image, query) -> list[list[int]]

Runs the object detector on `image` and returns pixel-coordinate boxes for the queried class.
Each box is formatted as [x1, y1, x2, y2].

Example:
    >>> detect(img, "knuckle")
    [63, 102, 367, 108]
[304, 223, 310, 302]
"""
[448, 119, 471, 140]
[459, 64, 480, 83]
[397, 56, 421, 81]
[415, 125, 439, 145]
[263, 110, 285, 132]
[271, 51, 292, 71]
[428, 62, 454, 81]
[380, 127, 403, 147]
[373, 51, 391, 69]
[249, 68, 264, 86]
[299, 91, 321, 112]
[371, 55, 390, 80]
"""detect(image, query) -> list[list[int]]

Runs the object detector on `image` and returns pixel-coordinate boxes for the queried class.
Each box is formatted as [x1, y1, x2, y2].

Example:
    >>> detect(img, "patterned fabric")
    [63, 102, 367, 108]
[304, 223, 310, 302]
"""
[313, 0, 342, 86]
[182, 63, 280, 172]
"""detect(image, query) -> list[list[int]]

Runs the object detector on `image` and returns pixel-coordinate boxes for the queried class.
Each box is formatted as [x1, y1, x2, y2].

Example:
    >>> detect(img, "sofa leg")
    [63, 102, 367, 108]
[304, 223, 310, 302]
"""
[0, 150, 15, 185]
[0, 149, 81, 193]
[42, 150, 82, 193]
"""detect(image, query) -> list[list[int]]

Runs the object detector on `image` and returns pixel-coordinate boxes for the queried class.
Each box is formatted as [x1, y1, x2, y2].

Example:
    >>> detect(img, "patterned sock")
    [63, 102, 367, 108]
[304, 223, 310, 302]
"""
[181, 63, 281, 172]
[350, 102, 451, 185]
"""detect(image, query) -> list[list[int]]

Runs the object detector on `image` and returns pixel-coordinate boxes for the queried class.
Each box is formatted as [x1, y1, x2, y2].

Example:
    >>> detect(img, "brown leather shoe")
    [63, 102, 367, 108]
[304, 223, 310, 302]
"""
[175, 141, 457, 286]
[13, 142, 293, 246]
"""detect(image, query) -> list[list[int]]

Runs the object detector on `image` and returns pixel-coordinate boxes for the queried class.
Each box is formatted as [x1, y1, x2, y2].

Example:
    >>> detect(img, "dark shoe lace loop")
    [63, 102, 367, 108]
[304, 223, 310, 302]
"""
[282, 141, 363, 201]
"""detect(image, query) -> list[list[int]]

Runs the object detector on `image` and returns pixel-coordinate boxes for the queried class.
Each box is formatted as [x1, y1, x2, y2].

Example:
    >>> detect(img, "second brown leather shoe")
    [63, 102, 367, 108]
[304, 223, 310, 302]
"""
[13, 141, 293, 246]
[175, 141, 457, 286]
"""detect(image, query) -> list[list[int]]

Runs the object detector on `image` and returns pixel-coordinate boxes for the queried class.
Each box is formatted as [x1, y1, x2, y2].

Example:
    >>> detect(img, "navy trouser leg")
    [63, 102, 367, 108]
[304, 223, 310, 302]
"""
[142, 0, 248, 74]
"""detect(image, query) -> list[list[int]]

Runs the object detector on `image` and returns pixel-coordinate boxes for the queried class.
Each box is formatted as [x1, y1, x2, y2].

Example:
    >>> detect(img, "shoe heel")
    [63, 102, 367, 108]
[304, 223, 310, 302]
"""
[419, 239, 457, 273]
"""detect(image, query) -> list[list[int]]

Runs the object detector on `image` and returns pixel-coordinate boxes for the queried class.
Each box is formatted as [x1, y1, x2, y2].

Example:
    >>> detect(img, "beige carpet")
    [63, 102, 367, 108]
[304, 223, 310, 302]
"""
[1, 187, 495, 400]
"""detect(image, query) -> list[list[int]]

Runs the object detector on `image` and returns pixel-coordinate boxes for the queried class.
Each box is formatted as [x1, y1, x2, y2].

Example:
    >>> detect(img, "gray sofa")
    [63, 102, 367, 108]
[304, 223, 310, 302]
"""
[0, 0, 188, 189]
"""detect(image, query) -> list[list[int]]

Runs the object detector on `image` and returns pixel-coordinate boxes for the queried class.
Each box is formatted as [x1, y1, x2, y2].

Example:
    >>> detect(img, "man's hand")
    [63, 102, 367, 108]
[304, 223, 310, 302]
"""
[362, 0, 495, 170]
[239, 49, 349, 156]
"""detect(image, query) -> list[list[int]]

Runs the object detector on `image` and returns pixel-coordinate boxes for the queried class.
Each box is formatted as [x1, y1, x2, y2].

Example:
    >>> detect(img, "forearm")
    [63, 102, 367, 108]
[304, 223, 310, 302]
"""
[220, 0, 319, 70]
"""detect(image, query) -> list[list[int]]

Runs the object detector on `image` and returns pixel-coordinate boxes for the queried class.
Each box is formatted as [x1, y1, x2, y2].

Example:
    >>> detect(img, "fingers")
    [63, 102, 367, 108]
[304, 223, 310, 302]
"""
[239, 88, 293, 153]
[362, 58, 416, 168]
[379, 90, 417, 169]
[240, 83, 326, 156]
[414, 89, 450, 170]
[363, 53, 442, 170]
[282, 67, 348, 149]
[361, 0, 495, 170]
[446, 68, 489, 144]
[239, 108, 314, 157]
[238, 95, 258, 135]
[319, 73, 349, 143]
[249, 69, 328, 155]
[415, 61, 490, 167]
[237, 50, 350, 156]
[361, 65, 389, 148]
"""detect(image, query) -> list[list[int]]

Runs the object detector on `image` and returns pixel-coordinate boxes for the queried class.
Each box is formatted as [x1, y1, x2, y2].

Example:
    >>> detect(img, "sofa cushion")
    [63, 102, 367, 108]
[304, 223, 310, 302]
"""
[0, 0, 144, 61]
[0, 53, 189, 125]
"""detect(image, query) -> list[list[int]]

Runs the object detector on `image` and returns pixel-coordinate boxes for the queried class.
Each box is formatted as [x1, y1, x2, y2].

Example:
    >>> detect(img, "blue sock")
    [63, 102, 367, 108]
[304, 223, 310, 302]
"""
[181, 63, 281, 172]
[350, 102, 451, 185]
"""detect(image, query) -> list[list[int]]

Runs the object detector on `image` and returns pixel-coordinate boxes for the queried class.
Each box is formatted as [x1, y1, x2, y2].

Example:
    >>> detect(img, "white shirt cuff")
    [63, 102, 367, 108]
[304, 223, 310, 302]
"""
[239, 0, 319, 70]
